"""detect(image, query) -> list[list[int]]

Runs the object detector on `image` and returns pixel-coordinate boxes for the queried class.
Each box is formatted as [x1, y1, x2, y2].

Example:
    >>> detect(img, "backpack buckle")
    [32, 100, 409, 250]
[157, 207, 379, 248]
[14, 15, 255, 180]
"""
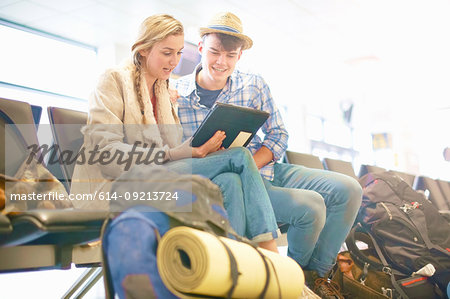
[382, 287, 393, 298]
[411, 201, 421, 209]
[360, 262, 369, 285]
[382, 266, 393, 276]
[400, 202, 422, 214]
[400, 203, 413, 214]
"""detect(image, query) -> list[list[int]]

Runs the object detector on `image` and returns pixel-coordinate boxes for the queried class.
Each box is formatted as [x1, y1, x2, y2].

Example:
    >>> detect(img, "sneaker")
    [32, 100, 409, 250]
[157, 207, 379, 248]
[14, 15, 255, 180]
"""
[313, 278, 344, 299]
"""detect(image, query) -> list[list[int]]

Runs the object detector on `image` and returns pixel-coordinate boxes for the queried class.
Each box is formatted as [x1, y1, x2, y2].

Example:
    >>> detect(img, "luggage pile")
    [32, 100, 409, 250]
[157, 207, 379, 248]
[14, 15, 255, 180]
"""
[334, 171, 450, 298]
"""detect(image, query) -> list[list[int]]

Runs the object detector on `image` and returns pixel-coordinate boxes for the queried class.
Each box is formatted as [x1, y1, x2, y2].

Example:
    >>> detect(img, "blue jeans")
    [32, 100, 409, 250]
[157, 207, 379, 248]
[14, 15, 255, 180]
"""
[165, 147, 279, 242]
[265, 163, 362, 276]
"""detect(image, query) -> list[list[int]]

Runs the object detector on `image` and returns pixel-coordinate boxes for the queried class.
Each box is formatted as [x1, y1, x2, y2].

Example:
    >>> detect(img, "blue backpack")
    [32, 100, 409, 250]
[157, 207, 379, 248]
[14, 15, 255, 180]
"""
[101, 165, 240, 299]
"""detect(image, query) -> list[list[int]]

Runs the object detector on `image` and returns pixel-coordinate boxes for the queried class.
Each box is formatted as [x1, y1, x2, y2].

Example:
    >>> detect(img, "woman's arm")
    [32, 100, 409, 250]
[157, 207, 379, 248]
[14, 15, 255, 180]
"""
[83, 70, 171, 178]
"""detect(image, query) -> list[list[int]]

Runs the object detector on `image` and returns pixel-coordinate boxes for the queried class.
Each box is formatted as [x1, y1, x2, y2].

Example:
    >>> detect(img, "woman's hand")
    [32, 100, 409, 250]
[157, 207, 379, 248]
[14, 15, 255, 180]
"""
[192, 130, 226, 158]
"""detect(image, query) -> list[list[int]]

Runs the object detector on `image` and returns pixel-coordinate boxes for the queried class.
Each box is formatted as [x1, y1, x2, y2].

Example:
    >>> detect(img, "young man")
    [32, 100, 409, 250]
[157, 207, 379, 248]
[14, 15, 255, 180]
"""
[174, 12, 362, 297]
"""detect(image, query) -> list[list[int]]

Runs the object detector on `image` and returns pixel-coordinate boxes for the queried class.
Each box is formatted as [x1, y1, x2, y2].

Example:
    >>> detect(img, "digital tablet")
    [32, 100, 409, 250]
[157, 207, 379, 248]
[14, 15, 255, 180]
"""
[190, 102, 269, 148]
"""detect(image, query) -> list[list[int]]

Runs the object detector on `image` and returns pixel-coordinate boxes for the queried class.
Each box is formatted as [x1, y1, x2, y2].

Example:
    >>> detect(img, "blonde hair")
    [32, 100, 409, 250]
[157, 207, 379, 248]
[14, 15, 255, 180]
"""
[131, 14, 184, 122]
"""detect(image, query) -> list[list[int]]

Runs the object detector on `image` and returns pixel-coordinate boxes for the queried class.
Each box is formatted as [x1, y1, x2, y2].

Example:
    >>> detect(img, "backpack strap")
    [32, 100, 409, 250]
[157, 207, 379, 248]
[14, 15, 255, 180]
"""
[348, 224, 410, 299]
[346, 225, 385, 272]
[407, 208, 450, 257]
[216, 238, 240, 299]
[378, 174, 450, 257]
[254, 248, 278, 299]
[364, 227, 410, 299]
[216, 236, 277, 299]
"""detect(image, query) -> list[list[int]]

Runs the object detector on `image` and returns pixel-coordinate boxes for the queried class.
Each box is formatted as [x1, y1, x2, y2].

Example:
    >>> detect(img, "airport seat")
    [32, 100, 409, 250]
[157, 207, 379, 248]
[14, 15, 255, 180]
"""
[414, 176, 449, 211]
[358, 164, 386, 178]
[285, 150, 324, 169]
[30, 104, 42, 129]
[436, 179, 450, 204]
[47, 107, 87, 191]
[1, 98, 106, 245]
[323, 158, 357, 179]
[0, 99, 106, 297]
[0, 214, 12, 234]
[0, 97, 41, 174]
[388, 170, 416, 187]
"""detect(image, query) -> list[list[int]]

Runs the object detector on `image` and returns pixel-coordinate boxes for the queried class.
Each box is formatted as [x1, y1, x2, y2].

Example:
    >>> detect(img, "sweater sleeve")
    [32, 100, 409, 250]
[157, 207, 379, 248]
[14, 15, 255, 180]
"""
[82, 69, 171, 179]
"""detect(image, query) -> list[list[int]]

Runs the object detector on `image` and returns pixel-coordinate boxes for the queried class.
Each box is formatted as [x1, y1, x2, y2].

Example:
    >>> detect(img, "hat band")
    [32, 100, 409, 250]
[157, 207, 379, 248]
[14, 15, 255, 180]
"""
[208, 25, 241, 34]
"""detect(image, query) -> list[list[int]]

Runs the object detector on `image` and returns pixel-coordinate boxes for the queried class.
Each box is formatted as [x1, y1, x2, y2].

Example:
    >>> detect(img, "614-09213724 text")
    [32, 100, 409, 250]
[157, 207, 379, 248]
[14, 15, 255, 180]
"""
[8, 191, 179, 202]
[94, 191, 179, 201]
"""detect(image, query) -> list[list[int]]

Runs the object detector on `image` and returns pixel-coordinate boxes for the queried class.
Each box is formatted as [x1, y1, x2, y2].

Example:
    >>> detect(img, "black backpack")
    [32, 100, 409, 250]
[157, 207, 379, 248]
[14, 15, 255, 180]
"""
[348, 171, 450, 297]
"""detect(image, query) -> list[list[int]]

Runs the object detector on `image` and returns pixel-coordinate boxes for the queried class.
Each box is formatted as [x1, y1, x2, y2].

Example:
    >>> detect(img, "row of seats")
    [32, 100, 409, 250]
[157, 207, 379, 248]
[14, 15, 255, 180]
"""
[284, 150, 450, 215]
[0, 97, 106, 298]
[2, 97, 448, 296]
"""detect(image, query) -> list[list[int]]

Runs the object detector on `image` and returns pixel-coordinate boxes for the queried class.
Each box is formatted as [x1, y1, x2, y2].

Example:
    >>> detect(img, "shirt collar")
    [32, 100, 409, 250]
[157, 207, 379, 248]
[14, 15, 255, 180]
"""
[180, 64, 201, 98]
[183, 64, 237, 98]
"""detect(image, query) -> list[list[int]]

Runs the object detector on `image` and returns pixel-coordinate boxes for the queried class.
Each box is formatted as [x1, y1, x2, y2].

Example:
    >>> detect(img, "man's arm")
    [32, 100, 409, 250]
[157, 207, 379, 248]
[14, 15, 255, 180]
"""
[253, 145, 274, 169]
[247, 75, 289, 168]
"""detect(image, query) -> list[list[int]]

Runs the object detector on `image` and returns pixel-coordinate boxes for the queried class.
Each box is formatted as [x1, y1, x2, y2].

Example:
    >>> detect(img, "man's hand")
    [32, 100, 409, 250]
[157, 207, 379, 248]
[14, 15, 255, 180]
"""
[168, 88, 179, 104]
[252, 146, 274, 169]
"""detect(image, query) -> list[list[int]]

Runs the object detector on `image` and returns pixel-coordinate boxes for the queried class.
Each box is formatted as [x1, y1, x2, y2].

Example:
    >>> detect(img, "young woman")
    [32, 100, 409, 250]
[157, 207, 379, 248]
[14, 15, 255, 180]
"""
[71, 14, 279, 251]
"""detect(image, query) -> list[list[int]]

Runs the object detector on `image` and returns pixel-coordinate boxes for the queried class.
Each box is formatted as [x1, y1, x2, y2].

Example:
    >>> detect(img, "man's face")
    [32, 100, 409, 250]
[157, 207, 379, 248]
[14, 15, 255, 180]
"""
[198, 34, 242, 85]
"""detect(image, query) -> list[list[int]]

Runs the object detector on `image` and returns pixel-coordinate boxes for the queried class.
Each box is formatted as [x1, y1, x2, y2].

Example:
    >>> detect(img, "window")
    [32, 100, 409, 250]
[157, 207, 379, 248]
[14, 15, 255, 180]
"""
[0, 19, 97, 100]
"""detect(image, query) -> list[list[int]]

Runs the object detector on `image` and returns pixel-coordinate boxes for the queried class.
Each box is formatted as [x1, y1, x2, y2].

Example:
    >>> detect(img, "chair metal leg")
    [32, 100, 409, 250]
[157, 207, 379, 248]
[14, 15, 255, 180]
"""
[62, 267, 102, 299]
[73, 267, 103, 298]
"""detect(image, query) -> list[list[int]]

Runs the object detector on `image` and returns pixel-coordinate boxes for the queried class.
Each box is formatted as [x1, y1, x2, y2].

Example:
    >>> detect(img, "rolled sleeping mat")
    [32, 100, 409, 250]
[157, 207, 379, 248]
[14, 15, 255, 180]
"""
[157, 226, 304, 298]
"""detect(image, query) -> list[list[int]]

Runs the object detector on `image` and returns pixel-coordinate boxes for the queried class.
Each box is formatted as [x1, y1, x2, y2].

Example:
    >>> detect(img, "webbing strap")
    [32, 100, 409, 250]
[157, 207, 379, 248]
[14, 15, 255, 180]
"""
[263, 255, 282, 299]
[216, 236, 277, 299]
[363, 227, 410, 299]
[408, 209, 450, 256]
[254, 248, 272, 299]
[217, 239, 241, 299]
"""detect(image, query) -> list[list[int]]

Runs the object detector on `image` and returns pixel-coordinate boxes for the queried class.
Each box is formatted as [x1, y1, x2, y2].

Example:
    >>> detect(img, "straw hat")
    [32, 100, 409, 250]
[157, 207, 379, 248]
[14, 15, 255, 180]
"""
[199, 12, 253, 50]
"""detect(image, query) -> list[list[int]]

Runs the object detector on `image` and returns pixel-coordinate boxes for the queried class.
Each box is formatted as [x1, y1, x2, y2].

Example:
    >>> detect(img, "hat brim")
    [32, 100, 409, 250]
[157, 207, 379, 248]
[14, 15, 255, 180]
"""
[199, 27, 253, 50]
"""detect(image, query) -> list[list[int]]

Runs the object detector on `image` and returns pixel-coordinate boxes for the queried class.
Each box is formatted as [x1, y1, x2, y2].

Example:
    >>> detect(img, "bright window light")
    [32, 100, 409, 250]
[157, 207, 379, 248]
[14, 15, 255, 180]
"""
[0, 21, 97, 100]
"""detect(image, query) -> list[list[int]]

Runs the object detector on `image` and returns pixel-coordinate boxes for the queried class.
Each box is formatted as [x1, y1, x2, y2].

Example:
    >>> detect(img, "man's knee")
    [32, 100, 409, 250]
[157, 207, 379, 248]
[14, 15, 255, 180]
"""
[290, 191, 326, 229]
[335, 176, 362, 208]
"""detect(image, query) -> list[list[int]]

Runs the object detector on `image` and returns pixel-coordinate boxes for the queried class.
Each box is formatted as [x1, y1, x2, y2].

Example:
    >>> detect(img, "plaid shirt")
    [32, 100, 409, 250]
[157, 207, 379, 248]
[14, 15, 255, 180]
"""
[172, 66, 289, 180]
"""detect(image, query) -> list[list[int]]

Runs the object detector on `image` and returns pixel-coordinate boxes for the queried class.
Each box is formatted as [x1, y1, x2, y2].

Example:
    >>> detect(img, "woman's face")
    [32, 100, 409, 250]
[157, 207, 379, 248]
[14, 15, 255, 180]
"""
[140, 34, 184, 82]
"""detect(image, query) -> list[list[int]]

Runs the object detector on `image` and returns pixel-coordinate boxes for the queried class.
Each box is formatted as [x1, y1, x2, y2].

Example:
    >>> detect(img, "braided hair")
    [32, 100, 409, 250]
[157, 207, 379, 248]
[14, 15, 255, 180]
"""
[131, 14, 183, 123]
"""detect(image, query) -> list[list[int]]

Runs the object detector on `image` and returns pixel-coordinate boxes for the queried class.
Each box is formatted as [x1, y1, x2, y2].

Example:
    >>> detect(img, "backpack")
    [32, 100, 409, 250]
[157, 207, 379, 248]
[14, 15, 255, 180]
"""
[101, 165, 256, 299]
[347, 171, 450, 298]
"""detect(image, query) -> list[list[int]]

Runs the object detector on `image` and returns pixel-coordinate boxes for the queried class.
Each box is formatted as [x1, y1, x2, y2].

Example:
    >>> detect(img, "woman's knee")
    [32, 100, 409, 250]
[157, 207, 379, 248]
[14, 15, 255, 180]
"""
[212, 173, 243, 207]
[213, 172, 241, 186]
[228, 147, 254, 165]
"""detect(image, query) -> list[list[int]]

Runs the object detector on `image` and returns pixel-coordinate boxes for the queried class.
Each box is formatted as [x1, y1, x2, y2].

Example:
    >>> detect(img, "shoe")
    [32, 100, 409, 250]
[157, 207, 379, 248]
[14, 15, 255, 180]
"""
[303, 270, 320, 288]
[313, 278, 344, 299]
[300, 284, 321, 299]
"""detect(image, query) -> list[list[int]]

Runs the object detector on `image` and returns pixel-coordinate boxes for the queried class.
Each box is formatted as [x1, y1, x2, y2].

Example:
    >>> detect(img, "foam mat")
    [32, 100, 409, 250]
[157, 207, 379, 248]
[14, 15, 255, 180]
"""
[157, 226, 304, 298]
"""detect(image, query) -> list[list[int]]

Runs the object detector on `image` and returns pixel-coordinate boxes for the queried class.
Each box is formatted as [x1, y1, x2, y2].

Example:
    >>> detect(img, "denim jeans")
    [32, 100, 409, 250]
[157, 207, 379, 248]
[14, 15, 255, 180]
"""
[264, 163, 362, 276]
[165, 147, 279, 242]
